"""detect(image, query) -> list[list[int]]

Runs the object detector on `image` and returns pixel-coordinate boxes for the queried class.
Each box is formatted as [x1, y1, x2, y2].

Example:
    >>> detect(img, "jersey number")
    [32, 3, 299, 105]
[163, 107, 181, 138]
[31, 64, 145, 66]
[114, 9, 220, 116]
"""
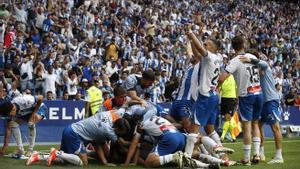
[211, 68, 220, 86]
[246, 66, 259, 83]
[150, 117, 165, 125]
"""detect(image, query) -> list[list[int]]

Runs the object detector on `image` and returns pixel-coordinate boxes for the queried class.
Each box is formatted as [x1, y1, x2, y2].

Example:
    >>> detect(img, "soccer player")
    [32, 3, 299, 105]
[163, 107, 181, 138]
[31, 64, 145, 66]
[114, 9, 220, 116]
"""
[121, 70, 155, 106]
[218, 36, 263, 165]
[239, 55, 284, 164]
[124, 115, 220, 169]
[185, 26, 224, 157]
[219, 74, 238, 142]
[170, 56, 200, 132]
[26, 110, 131, 166]
[0, 82, 44, 156]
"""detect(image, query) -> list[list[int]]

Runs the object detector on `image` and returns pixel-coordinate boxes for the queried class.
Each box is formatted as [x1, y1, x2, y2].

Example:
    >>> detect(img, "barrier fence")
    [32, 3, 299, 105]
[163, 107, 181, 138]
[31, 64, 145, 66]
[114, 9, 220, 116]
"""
[0, 101, 299, 143]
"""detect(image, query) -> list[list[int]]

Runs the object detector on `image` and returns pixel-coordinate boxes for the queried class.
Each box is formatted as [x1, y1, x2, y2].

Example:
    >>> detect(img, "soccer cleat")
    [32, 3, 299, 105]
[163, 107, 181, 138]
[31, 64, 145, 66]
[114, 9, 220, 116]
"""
[25, 150, 34, 157]
[223, 160, 237, 167]
[252, 154, 260, 164]
[47, 148, 57, 166]
[260, 153, 266, 162]
[214, 146, 235, 154]
[182, 153, 197, 168]
[172, 151, 184, 169]
[208, 163, 221, 169]
[267, 158, 284, 164]
[239, 159, 251, 166]
[26, 151, 39, 166]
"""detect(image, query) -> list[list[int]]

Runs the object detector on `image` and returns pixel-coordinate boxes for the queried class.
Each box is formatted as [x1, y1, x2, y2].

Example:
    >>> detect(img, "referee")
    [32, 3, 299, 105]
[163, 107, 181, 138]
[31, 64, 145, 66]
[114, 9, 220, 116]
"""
[220, 74, 237, 142]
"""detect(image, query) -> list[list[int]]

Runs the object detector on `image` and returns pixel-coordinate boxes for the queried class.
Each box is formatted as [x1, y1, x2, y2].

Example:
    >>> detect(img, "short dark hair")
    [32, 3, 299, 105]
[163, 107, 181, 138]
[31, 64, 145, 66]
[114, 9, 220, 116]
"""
[0, 101, 14, 117]
[113, 118, 131, 134]
[231, 36, 245, 51]
[209, 38, 221, 51]
[142, 70, 155, 81]
[47, 91, 53, 94]
[113, 86, 127, 96]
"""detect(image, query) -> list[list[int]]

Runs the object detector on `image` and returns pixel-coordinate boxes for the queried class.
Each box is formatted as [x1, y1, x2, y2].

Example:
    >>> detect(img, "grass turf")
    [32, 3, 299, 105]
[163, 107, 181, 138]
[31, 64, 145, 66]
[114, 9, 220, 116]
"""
[1, 138, 300, 169]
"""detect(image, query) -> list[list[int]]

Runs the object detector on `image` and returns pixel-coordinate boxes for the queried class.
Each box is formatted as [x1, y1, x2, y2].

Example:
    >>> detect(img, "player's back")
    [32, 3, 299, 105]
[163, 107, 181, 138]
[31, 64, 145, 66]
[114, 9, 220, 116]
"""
[11, 94, 37, 116]
[141, 116, 176, 137]
[226, 53, 261, 97]
[71, 110, 119, 142]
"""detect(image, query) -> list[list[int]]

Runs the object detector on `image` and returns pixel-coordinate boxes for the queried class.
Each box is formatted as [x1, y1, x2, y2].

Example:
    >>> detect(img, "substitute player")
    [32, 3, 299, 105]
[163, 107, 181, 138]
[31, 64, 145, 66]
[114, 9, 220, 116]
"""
[240, 55, 284, 164]
[218, 36, 263, 165]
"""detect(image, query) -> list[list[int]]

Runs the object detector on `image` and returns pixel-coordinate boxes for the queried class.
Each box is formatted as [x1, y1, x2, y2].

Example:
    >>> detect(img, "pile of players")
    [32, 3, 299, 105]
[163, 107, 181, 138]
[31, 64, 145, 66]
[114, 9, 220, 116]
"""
[0, 18, 284, 168]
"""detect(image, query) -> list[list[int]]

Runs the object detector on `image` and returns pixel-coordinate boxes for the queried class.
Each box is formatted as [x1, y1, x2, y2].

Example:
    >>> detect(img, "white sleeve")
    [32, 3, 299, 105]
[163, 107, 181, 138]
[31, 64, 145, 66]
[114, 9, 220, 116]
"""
[225, 58, 239, 74]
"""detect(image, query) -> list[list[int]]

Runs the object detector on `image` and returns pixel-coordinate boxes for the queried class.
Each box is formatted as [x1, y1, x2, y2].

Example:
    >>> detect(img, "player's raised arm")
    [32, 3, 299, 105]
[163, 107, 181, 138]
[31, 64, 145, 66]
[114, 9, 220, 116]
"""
[186, 29, 208, 57]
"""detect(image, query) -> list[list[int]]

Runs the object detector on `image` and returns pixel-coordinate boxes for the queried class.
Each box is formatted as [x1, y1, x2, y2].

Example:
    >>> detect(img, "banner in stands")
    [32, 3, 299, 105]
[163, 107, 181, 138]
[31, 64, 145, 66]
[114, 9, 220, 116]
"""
[0, 101, 299, 143]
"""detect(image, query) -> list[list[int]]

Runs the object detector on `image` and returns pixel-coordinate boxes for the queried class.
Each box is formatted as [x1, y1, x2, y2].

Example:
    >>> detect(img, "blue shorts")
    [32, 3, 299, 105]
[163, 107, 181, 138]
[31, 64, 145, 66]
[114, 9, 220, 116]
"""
[239, 94, 263, 121]
[60, 125, 86, 154]
[19, 104, 48, 122]
[170, 100, 194, 121]
[260, 100, 281, 125]
[152, 131, 186, 156]
[192, 92, 219, 126]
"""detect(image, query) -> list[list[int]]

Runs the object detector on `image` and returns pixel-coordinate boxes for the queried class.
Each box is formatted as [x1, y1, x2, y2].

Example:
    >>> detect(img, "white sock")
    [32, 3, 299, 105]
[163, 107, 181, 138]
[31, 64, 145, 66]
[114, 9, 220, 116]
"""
[28, 124, 36, 151]
[56, 151, 83, 166]
[209, 131, 222, 146]
[192, 158, 210, 168]
[243, 144, 251, 161]
[260, 146, 265, 156]
[275, 149, 283, 159]
[253, 137, 261, 156]
[201, 136, 218, 154]
[11, 122, 24, 153]
[185, 133, 198, 157]
[159, 154, 173, 165]
[199, 153, 224, 164]
[199, 144, 209, 155]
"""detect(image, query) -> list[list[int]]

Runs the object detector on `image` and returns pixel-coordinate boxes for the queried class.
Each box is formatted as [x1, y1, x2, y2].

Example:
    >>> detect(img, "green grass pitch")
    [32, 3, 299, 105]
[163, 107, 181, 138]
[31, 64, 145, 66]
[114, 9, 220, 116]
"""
[1, 138, 300, 169]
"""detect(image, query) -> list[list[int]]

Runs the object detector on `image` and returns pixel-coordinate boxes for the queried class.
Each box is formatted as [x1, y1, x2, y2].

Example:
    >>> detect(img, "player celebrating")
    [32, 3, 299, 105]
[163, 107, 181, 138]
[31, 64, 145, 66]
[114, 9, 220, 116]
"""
[185, 25, 224, 157]
[239, 54, 284, 164]
[218, 36, 263, 165]
[124, 115, 220, 169]
[26, 110, 131, 166]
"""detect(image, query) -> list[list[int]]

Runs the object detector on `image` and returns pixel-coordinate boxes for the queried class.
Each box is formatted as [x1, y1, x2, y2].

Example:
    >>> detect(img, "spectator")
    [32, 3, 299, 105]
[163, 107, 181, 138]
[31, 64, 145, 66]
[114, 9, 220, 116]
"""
[285, 87, 298, 106]
[62, 91, 69, 100]
[46, 91, 54, 100]
[44, 65, 58, 99]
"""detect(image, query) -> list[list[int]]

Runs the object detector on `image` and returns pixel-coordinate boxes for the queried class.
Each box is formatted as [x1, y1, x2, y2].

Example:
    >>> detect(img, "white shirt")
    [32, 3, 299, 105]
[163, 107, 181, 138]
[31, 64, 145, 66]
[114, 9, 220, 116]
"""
[44, 73, 58, 95]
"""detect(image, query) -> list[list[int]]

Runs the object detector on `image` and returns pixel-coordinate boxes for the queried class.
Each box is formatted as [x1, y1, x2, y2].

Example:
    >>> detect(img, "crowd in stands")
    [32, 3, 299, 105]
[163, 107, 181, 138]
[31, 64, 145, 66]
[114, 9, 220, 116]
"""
[0, 0, 299, 106]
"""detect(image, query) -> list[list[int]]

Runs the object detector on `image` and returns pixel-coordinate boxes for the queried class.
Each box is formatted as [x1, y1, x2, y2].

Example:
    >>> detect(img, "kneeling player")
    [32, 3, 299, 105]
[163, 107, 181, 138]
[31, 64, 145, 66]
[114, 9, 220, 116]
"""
[26, 110, 131, 166]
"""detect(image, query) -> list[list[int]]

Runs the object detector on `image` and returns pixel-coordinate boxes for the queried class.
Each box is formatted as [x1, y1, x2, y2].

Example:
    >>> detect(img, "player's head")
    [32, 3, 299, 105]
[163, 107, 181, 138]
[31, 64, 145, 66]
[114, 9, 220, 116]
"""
[0, 101, 16, 117]
[113, 86, 127, 107]
[141, 70, 155, 88]
[204, 38, 221, 53]
[231, 36, 245, 52]
[113, 118, 131, 137]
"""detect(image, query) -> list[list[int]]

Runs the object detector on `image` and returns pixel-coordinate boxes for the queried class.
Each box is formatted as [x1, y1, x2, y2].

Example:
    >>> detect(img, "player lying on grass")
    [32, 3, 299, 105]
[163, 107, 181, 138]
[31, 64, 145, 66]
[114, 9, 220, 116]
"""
[0, 82, 44, 156]
[240, 53, 284, 164]
[26, 110, 131, 166]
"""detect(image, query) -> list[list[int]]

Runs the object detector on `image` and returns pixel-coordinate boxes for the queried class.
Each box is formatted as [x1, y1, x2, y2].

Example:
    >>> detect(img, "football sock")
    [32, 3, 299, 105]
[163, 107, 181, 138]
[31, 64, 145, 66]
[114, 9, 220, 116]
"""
[260, 146, 265, 156]
[56, 151, 83, 166]
[209, 131, 222, 146]
[185, 133, 198, 157]
[199, 144, 209, 155]
[275, 149, 283, 159]
[253, 137, 261, 156]
[11, 122, 24, 153]
[159, 154, 173, 165]
[243, 144, 251, 161]
[199, 153, 224, 164]
[28, 124, 36, 151]
[201, 136, 218, 154]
